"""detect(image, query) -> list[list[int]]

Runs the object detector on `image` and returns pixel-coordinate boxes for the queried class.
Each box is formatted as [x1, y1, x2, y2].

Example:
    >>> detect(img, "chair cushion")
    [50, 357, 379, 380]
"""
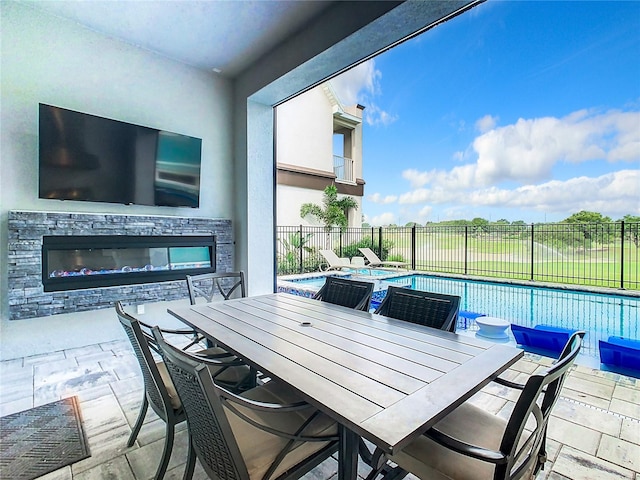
[225, 381, 338, 480]
[599, 339, 640, 370]
[606, 336, 640, 349]
[205, 361, 252, 386]
[389, 402, 531, 480]
[511, 324, 574, 355]
[155, 361, 182, 410]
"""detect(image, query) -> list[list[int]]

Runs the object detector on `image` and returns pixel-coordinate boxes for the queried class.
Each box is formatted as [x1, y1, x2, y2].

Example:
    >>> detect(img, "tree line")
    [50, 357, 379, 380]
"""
[363, 211, 640, 229]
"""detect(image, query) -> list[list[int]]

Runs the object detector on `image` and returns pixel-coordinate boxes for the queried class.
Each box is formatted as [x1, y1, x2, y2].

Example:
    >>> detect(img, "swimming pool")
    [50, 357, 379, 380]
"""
[276, 272, 639, 361]
[384, 274, 639, 360]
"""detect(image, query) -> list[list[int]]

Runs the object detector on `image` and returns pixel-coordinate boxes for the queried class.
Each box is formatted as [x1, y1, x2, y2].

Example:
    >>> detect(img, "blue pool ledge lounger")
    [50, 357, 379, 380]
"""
[511, 324, 577, 357]
[599, 336, 640, 372]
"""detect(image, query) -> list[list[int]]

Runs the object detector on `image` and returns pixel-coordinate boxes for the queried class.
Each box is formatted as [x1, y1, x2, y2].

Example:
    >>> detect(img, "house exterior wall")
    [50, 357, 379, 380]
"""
[0, 2, 234, 320]
[276, 85, 364, 228]
[277, 88, 334, 172]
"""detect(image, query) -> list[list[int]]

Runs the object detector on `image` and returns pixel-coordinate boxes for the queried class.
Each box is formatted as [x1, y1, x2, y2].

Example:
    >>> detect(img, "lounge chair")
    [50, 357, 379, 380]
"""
[511, 324, 578, 358]
[599, 336, 640, 374]
[358, 247, 409, 268]
[319, 249, 364, 271]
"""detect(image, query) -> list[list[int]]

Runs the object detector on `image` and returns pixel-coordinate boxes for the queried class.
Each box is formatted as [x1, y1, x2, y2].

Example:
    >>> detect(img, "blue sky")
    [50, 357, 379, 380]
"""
[331, 0, 640, 226]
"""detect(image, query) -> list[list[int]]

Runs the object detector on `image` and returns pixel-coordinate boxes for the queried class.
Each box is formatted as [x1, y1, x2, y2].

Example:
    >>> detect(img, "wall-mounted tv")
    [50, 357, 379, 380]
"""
[38, 104, 202, 207]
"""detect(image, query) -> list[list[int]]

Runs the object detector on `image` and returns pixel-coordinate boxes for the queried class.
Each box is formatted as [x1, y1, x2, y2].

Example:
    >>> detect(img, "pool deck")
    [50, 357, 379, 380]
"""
[1, 300, 639, 480]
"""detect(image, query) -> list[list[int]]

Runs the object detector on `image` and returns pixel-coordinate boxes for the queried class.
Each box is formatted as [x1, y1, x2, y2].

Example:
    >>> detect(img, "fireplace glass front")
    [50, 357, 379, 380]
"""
[42, 235, 216, 291]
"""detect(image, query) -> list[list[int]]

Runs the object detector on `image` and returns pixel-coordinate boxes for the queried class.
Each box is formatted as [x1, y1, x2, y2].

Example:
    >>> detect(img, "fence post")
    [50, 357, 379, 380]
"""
[371, 227, 374, 251]
[530, 223, 535, 281]
[620, 221, 625, 289]
[411, 225, 416, 269]
[464, 226, 468, 275]
[378, 227, 383, 257]
[298, 225, 303, 274]
[339, 229, 343, 257]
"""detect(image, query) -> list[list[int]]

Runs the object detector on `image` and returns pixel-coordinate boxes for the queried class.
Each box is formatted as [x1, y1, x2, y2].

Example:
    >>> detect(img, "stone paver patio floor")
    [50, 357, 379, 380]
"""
[1, 334, 638, 480]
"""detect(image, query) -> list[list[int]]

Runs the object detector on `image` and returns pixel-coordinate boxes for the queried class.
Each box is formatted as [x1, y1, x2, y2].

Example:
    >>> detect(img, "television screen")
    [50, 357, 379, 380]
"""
[38, 104, 202, 207]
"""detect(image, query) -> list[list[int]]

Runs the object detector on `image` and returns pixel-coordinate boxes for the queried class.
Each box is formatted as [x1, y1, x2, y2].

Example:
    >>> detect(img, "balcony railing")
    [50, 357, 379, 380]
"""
[276, 222, 640, 291]
[333, 155, 354, 183]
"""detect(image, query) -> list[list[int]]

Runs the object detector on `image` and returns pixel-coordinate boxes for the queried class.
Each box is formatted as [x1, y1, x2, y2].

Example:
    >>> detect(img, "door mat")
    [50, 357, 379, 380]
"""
[0, 396, 90, 480]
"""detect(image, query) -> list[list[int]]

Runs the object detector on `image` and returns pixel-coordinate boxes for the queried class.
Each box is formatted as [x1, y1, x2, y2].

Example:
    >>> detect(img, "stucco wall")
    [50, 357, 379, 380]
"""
[0, 2, 233, 320]
[276, 88, 334, 172]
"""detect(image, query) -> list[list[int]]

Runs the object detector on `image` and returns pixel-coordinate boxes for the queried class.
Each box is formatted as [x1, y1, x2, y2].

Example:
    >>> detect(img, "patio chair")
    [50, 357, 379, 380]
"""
[151, 326, 340, 480]
[374, 286, 460, 333]
[186, 271, 246, 304]
[313, 276, 374, 311]
[367, 330, 585, 480]
[358, 247, 409, 268]
[319, 249, 362, 271]
[116, 302, 252, 480]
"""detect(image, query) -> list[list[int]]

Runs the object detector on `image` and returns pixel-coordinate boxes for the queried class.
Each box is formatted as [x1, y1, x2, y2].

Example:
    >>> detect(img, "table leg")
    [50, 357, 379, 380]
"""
[338, 425, 359, 480]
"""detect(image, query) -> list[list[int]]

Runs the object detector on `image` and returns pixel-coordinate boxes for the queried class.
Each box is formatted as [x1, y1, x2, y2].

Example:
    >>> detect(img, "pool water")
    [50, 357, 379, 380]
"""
[288, 277, 328, 288]
[384, 275, 639, 360]
[342, 268, 397, 276]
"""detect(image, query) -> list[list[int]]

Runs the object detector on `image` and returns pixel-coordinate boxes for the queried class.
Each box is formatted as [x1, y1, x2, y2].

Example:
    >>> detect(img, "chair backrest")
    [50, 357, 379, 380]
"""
[374, 286, 460, 332]
[187, 271, 246, 304]
[319, 249, 346, 268]
[151, 326, 250, 480]
[313, 276, 374, 311]
[359, 247, 382, 264]
[498, 331, 585, 479]
[115, 301, 175, 421]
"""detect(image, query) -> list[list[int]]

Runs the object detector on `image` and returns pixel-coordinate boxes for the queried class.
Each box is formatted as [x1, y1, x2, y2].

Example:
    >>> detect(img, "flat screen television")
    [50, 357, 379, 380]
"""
[38, 103, 202, 207]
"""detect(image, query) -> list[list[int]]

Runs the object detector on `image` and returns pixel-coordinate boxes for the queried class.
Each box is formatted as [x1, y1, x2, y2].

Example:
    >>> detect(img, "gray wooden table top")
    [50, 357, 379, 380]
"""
[168, 292, 523, 454]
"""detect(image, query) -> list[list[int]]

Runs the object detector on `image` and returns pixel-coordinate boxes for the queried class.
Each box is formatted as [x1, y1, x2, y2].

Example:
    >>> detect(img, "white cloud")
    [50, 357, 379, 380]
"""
[331, 61, 380, 105]
[475, 114, 498, 133]
[471, 109, 640, 185]
[370, 212, 397, 226]
[400, 108, 640, 191]
[416, 205, 434, 223]
[364, 104, 398, 126]
[331, 59, 398, 127]
[368, 192, 398, 204]
[397, 169, 639, 217]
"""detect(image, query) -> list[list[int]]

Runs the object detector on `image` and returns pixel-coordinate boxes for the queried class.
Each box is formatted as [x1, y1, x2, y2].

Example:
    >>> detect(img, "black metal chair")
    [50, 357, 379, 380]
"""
[374, 286, 461, 332]
[313, 276, 374, 312]
[151, 326, 340, 480]
[489, 330, 587, 476]
[367, 331, 585, 480]
[116, 302, 252, 480]
[186, 271, 246, 304]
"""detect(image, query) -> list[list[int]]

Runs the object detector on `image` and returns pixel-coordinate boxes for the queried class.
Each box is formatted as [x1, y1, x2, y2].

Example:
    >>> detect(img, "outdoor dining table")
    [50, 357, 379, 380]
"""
[168, 292, 523, 480]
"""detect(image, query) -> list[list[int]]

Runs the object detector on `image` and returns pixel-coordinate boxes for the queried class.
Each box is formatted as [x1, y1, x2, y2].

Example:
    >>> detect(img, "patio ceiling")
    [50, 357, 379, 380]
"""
[19, 0, 336, 77]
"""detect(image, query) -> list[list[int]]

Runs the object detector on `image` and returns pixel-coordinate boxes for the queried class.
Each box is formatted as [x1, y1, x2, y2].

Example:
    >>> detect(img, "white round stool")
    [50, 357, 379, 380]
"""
[475, 316, 510, 339]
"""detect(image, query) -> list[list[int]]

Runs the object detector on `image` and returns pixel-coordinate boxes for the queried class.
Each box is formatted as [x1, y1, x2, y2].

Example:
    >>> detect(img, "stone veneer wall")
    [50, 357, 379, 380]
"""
[7, 211, 233, 320]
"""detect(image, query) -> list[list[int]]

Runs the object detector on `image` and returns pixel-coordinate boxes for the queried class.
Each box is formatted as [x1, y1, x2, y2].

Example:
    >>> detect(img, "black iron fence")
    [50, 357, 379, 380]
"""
[276, 222, 640, 291]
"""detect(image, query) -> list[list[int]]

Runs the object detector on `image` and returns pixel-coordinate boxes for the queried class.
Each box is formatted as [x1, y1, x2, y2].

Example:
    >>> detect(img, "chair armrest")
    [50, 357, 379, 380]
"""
[493, 376, 525, 390]
[219, 387, 339, 443]
[137, 317, 197, 336]
[218, 386, 309, 412]
[424, 427, 508, 465]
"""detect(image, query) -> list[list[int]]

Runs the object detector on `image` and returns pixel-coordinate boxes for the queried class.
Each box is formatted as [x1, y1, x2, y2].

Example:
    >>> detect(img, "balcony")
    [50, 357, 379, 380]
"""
[333, 155, 355, 183]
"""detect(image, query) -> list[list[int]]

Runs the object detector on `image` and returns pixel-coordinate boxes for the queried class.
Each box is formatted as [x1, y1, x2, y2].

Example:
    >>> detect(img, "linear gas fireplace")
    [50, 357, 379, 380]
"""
[42, 235, 216, 292]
